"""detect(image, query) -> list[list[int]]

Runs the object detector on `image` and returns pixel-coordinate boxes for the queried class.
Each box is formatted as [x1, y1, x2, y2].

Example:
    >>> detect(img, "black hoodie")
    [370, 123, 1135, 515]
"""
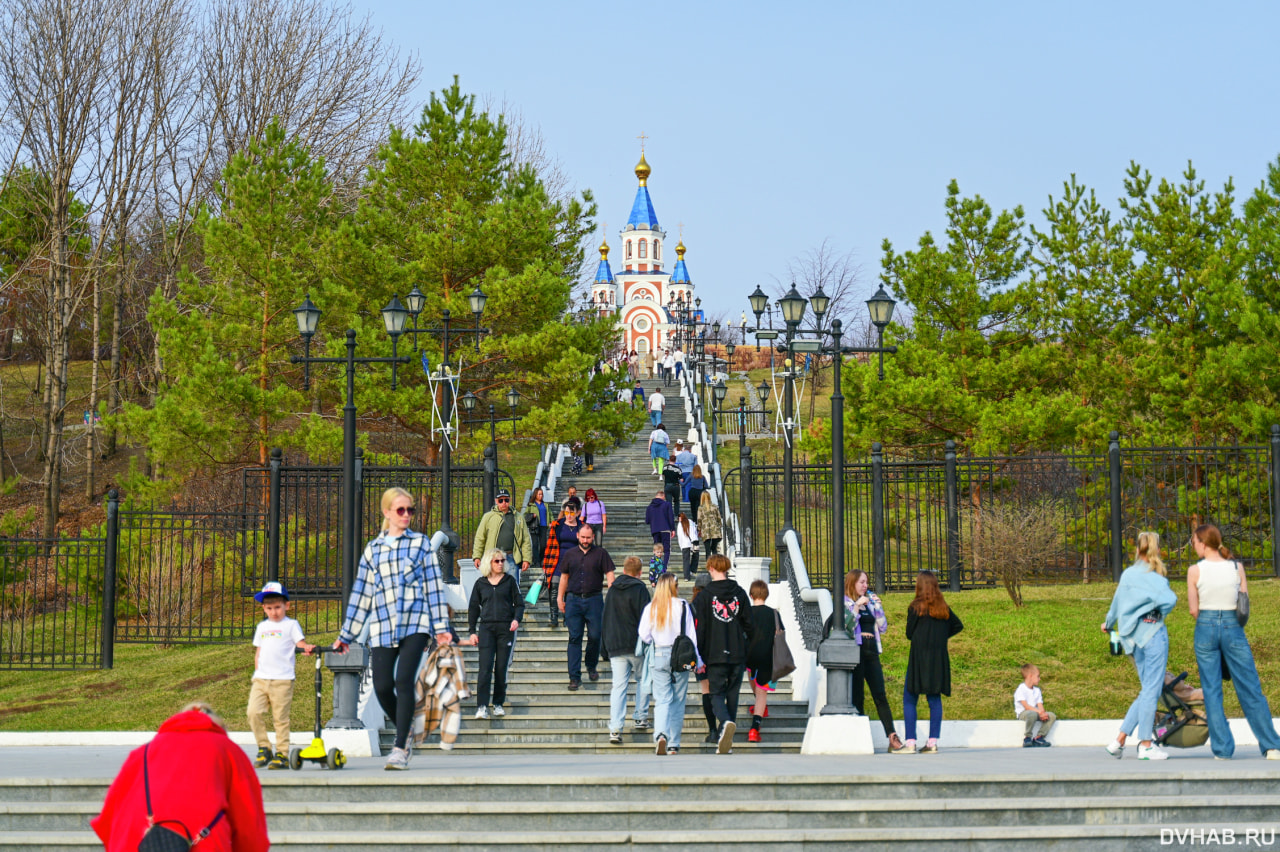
[467, 572, 524, 633]
[645, 496, 675, 534]
[601, 573, 652, 658]
[691, 578, 755, 666]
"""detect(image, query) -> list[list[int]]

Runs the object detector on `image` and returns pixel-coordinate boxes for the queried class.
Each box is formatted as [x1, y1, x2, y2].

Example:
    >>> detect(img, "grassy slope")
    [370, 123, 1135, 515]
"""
[2, 580, 1277, 730]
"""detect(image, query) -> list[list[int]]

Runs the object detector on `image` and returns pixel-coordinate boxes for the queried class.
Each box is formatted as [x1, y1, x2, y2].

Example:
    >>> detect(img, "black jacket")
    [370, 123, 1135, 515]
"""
[905, 606, 963, 696]
[468, 572, 524, 633]
[691, 578, 755, 666]
[645, 497, 676, 534]
[601, 574, 652, 658]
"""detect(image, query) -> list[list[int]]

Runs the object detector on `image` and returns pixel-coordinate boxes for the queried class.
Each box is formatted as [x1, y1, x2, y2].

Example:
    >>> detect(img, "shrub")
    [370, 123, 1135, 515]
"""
[962, 500, 1063, 607]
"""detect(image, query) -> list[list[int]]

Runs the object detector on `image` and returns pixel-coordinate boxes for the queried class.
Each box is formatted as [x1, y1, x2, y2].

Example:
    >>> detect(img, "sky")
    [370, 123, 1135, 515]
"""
[358, 0, 1280, 322]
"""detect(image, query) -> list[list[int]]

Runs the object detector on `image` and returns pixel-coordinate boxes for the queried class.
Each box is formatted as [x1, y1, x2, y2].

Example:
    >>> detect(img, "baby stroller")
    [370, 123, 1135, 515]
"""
[1153, 671, 1209, 749]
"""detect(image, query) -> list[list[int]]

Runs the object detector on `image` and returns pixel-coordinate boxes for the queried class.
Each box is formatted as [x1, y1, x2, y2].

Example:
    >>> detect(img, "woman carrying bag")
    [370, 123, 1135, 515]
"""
[638, 573, 702, 755]
[1102, 531, 1178, 760]
[1188, 524, 1280, 760]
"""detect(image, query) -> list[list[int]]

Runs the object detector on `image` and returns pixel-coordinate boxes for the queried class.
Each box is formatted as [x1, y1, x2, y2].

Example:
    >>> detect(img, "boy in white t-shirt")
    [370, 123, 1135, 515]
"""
[1015, 663, 1056, 747]
[248, 582, 315, 769]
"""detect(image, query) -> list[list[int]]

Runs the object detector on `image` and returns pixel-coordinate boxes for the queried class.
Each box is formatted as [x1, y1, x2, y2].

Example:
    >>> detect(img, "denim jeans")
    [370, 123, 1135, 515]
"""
[1119, 624, 1168, 742]
[1194, 610, 1280, 758]
[609, 654, 652, 733]
[903, 686, 943, 742]
[650, 409, 663, 427]
[650, 646, 690, 749]
[565, 593, 604, 681]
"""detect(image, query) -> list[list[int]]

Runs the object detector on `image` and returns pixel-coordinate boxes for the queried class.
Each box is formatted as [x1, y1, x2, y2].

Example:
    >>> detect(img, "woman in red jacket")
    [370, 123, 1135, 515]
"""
[92, 703, 269, 852]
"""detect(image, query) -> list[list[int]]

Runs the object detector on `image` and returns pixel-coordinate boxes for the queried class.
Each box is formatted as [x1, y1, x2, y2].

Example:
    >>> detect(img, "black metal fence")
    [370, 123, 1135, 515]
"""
[727, 431, 1280, 593]
[1, 459, 515, 670]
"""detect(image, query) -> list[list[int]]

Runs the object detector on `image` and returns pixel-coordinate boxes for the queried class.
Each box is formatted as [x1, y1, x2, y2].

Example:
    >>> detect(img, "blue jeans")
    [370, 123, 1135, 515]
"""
[1194, 610, 1280, 758]
[903, 686, 943, 742]
[650, 409, 662, 427]
[609, 654, 652, 733]
[650, 646, 689, 749]
[565, 593, 604, 681]
[1119, 625, 1168, 742]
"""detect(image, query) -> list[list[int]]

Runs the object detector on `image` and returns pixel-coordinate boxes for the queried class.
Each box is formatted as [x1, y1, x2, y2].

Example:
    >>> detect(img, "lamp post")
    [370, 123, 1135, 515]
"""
[395, 286, 490, 581]
[291, 295, 411, 602]
[711, 377, 727, 454]
[459, 388, 525, 469]
[816, 288, 898, 717]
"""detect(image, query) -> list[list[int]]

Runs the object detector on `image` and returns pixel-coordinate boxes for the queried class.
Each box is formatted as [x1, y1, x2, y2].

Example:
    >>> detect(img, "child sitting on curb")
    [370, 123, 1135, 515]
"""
[1015, 663, 1056, 747]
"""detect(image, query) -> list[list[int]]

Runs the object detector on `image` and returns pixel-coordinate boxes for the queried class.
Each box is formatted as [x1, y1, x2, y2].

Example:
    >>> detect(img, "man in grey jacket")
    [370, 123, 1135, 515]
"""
[601, 556, 652, 743]
[472, 489, 531, 587]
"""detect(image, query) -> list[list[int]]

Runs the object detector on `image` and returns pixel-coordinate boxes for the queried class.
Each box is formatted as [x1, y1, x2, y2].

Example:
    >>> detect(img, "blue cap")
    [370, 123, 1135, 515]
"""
[254, 581, 289, 602]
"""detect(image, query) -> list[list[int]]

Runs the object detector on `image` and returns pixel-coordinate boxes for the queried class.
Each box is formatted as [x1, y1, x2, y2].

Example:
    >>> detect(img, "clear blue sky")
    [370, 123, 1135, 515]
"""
[360, 0, 1280, 319]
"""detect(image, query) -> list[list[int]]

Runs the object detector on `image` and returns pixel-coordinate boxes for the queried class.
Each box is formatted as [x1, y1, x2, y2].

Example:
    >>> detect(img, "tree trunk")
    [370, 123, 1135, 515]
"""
[86, 267, 101, 500]
[106, 268, 122, 456]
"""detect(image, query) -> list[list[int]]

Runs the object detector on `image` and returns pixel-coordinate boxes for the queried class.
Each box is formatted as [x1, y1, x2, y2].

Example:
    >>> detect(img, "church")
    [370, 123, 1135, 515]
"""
[590, 151, 696, 358]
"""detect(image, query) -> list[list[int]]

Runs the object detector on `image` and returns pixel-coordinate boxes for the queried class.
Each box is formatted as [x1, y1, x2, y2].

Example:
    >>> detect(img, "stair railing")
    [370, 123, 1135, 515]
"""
[678, 362, 746, 558]
[779, 528, 830, 652]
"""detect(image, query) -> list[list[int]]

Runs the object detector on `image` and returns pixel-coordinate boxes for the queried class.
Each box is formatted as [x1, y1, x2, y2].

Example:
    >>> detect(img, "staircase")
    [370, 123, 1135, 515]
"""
[385, 378, 806, 754]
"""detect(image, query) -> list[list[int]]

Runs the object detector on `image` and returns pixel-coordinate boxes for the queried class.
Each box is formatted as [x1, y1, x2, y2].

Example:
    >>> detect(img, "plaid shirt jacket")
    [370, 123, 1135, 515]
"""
[338, 530, 449, 648]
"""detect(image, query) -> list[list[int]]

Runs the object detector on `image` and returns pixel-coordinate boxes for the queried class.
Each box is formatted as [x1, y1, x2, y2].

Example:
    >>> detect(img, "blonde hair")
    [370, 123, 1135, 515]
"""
[652, 573, 680, 632]
[479, 548, 506, 577]
[380, 487, 413, 532]
[1133, 531, 1167, 577]
[701, 491, 713, 508]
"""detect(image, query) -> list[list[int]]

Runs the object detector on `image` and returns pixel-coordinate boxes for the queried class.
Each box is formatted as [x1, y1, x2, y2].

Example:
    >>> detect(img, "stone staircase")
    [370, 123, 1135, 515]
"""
[387, 379, 806, 754]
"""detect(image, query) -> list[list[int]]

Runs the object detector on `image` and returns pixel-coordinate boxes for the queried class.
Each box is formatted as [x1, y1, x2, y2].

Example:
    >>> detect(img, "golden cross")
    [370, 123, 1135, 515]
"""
[637, 131, 648, 152]
[678, 222, 684, 237]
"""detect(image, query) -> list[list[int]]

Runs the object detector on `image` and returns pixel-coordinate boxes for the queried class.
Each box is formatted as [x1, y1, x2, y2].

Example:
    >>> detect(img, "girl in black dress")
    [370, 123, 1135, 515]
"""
[894, 571, 963, 755]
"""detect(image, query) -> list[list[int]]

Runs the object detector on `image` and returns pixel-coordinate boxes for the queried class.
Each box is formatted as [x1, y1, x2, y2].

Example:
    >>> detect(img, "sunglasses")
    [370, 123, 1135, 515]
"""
[496, 498, 510, 504]
[394, 506, 415, 516]
[492, 559, 504, 565]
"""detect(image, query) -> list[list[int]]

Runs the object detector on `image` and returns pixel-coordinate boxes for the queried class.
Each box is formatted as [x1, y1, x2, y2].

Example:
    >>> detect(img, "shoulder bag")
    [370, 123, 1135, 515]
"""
[671, 602, 698, 672]
[138, 744, 224, 851]
[1236, 562, 1250, 627]
[771, 610, 796, 681]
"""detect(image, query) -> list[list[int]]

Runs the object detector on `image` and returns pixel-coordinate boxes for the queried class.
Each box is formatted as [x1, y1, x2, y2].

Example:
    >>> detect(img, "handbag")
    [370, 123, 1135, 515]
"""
[524, 577, 544, 606]
[771, 610, 796, 681]
[138, 744, 224, 851]
[671, 602, 698, 672]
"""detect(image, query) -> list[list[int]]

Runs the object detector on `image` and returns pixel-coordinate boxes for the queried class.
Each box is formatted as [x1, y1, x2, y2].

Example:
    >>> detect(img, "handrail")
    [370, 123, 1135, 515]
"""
[781, 528, 830, 651]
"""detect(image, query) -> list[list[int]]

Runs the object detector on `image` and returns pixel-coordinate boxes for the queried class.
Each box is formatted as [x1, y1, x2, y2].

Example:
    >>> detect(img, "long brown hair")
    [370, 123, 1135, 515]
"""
[679, 512, 692, 537]
[909, 571, 950, 619]
[844, 569, 868, 600]
[1194, 524, 1234, 559]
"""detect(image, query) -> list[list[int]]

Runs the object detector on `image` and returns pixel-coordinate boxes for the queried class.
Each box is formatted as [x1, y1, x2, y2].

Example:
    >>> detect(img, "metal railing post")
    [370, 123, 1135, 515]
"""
[945, 440, 961, 592]
[268, 447, 282, 584]
[871, 443, 886, 595]
[1271, 425, 1280, 578]
[1108, 431, 1123, 582]
[740, 446, 753, 558]
[100, 489, 119, 669]
[483, 444, 497, 508]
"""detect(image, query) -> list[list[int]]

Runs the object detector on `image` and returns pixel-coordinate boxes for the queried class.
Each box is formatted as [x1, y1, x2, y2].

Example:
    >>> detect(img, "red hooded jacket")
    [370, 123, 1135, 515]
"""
[91, 710, 269, 852]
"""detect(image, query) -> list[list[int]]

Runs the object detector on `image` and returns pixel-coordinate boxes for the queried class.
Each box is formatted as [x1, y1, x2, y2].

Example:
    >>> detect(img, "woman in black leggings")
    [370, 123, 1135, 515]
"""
[334, 487, 453, 770]
[845, 569, 904, 752]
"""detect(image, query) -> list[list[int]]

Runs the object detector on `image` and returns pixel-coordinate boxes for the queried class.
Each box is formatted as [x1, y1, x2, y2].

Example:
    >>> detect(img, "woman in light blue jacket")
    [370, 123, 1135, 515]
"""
[1102, 531, 1178, 760]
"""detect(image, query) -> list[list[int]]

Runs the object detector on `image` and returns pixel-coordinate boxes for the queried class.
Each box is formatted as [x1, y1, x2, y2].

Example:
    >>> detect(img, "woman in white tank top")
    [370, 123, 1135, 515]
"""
[1187, 523, 1280, 760]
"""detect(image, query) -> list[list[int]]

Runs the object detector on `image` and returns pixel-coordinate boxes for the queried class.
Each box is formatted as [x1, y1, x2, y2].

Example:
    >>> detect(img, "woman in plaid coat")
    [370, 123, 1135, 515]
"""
[334, 487, 451, 770]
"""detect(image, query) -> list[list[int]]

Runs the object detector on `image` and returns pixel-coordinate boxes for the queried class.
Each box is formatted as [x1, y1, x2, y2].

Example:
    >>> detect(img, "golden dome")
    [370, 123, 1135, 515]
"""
[635, 152, 651, 185]
[675, 239, 686, 258]
[599, 237, 610, 260]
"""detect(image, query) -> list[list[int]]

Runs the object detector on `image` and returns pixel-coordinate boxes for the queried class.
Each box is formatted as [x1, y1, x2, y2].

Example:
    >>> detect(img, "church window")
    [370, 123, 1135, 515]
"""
[639, 239, 647, 258]
[626, 241, 632, 259]
[654, 240, 661, 260]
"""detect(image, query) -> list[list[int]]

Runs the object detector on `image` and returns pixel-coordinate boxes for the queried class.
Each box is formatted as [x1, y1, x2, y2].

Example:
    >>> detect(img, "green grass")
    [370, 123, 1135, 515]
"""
[2, 580, 1276, 730]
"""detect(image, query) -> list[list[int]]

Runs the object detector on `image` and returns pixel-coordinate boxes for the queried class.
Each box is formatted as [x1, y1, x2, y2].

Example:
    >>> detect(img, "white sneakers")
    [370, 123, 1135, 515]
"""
[1137, 743, 1169, 760]
[475, 706, 490, 720]
[1266, 750, 1280, 760]
[491, 705, 505, 717]
[1105, 739, 1124, 759]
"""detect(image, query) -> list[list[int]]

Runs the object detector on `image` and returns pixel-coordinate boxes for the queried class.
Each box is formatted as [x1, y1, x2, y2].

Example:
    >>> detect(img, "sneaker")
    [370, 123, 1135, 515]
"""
[655, 734, 668, 755]
[384, 746, 411, 770]
[588, 670, 600, 682]
[919, 742, 939, 754]
[1023, 736, 1035, 748]
[1137, 743, 1169, 761]
[717, 721, 736, 754]
[1105, 739, 1124, 759]
[667, 747, 679, 755]
[704, 732, 718, 744]
[267, 752, 288, 770]
[475, 705, 490, 720]
[1033, 736, 1051, 748]
[887, 734, 904, 753]
[1267, 750, 1280, 760]
[633, 720, 651, 732]
[748, 728, 761, 743]
[891, 739, 917, 755]
[253, 747, 272, 768]
[568, 680, 581, 691]
[491, 705, 505, 718]
[609, 731, 623, 745]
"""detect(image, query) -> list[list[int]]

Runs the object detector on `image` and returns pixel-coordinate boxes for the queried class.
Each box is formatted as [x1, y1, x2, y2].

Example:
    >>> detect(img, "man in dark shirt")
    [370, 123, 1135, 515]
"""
[557, 524, 616, 690]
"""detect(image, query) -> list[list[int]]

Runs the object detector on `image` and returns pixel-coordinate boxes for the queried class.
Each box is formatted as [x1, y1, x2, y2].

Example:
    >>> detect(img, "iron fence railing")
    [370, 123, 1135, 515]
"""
[0, 537, 106, 669]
